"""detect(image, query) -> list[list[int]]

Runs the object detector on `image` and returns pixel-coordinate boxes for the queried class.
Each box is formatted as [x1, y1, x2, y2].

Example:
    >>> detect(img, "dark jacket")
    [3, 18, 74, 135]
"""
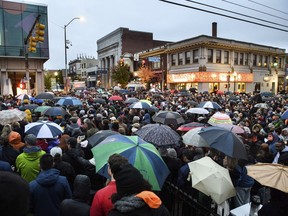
[0, 144, 20, 167]
[29, 168, 72, 216]
[54, 158, 76, 190]
[60, 175, 91, 216]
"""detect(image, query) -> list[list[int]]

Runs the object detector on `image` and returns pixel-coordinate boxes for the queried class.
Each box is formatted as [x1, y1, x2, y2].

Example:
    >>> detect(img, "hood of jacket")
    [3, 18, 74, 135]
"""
[73, 174, 91, 202]
[36, 168, 60, 186]
[22, 146, 44, 161]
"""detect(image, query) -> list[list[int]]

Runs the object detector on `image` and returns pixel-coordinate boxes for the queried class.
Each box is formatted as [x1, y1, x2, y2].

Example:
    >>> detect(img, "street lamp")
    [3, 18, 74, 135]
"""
[64, 17, 81, 92]
[233, 72, 237, 93]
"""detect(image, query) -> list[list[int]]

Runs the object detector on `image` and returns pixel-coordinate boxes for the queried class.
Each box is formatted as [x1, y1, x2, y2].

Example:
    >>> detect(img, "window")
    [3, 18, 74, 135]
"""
[258, 55, 262, 67]
[171, 54, 176, 66]
[216, 50, 221, 63]
[224, 51, 229, 64]
[185, 51, 191, 64]
[178, 53, 183, 65]
[244, 54, 248, 65]
[239, 53, 244, 65]
[263, 56, 268, 67]
[193, 49, 199, 63]
[207, 49, 213, 63]
[234, 52, 238, 65]
[253, 54, 257, 66]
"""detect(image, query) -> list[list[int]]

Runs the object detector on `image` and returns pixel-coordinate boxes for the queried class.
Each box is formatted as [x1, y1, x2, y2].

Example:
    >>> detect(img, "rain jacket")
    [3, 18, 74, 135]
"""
[29, 168, 72, 216]
[15, 146, 46, 182]
[8, 131, 25, 151]
[108, 191, 170, 216]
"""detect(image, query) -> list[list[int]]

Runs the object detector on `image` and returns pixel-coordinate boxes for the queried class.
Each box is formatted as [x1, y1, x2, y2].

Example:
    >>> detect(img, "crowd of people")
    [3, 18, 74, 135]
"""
[0, 88, 288, 216]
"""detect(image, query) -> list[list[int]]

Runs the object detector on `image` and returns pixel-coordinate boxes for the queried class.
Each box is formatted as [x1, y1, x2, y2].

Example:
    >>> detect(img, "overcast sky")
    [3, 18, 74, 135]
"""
[11, 0, 288, 70]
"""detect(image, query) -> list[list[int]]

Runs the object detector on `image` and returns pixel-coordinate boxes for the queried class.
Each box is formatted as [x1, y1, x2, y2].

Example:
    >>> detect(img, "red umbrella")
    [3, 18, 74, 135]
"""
[177, 122, 206, 132]
[108, 95, 123, 101]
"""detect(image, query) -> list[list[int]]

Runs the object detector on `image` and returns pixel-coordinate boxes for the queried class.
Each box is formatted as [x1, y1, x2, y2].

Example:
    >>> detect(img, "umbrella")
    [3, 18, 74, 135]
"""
[197, 101, 222, 110]
[56, 97, 82, 106]
[135, 123, 181, 147]
[124, 97, 139, 104]
[34, 106, 51, 113]
[208, 112, 232, 125]
[216, 90, 224, 95]
[186, 100, 198, 106]
[35, 92, 55, 100]
[177, 122, 206, 132]
[186, 108, 209, 115]
[182, 127, 209, 147]
[108, 95, 123, 101]
[188, 156, 236, 204]
[152, 111, 185, 126]
[177, 92, 190, 97]
[91, 134, 170, 191]
[260, 92, 274, 97]
[19, 104, 39, 111]
[0, 109, 26, 125]
[246, 163, 288, 193]
[129, 101, 151, 109]
[25, 120, 63, 138]
[281, 110, 288, 120]
[199, 126, 247, 160]
[16, 93, 31, 100]
[87, 130, 119, 147]
[139, 99, 151, 104]
[254, 103, 269, 109]
[94, 98, 106, 105]
[215, 124, 244, 134]
[43, 107, 67, 117]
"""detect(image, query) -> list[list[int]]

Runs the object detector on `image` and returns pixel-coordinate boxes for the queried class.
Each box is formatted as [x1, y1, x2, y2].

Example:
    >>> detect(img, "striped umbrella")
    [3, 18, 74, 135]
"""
[197, 101, 222, 109]
[135, 123, 181, 147]
[129, 101, 151, 109]
[56, 97, 82, 106]
[91, 134, 170, 191]
[208, 112, 232, 125]
[25, 120, 63, 138]
[0, 109, 26, 125]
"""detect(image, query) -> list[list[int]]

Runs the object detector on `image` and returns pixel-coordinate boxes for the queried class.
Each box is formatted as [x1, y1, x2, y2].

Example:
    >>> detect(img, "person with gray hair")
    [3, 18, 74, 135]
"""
[15, 134, 46, 182]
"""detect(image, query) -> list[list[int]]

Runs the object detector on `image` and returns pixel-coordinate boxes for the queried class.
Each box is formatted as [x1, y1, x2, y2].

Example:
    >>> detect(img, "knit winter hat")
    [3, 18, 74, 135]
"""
[114, 164, 145, 197]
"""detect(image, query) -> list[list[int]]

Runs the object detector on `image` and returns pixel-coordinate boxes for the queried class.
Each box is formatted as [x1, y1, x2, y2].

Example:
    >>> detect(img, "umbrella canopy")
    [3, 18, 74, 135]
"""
[43, 107, 68, 117]
[152, 111, 185, 126]
[25, 120, 63, 138]
[186, 100, 198, 106]
[16, 93, 31, 100]
[215, 124, 245, 134]
[188, 157, 236, 204]
[35, 92, 55, 100]
[129, 101, 151, 109]
[108, 95, 123, 101]
[281, 110, 288, 120]
[34, 106, 51, 113]
[197, 101, 222, 110]
[246, 163, 288, 193]
[87, 130, 119, 147]
[91, 134, 170, 191]
[177, 122, 206, 132]
[254, 103, 269, 109]
[199, 126, 247, 160]
[124, 97, 139, 104]
[56, 97, 82, 106]
[208, 112, 232, 125]
[260, 92, 274, 97]
[135, 123, 181, 147]
[186, 107, 209, 115]
[139, 99, 151, 104]
[182, 127, 209, 147]
[19, 104, 39, 111]
[0, 109, 26, 125]
[94, 98, 106, 105]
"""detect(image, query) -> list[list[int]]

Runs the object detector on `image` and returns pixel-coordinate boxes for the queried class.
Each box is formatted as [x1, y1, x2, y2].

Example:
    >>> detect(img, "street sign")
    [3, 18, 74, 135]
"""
[97, 69, 108, 74]
[148, 56, 160, 62]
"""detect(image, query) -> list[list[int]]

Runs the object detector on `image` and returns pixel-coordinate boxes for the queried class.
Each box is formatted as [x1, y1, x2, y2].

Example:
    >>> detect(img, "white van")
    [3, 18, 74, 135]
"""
[126, 83, 146, 91]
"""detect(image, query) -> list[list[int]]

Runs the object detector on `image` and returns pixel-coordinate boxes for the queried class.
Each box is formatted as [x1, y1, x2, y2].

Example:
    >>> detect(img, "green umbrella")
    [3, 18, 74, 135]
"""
[34, 106, 51, 113]
[91, 134, 170, 191]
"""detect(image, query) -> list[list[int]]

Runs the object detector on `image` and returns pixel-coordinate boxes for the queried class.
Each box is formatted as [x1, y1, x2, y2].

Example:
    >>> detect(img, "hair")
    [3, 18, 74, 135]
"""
[59, 134, 70, 152]
[67, 137, 78, 148]
[107, 153, 129, 175]
[40, 154, 54, 171]
[0, 136, 9, 147]
[1, 124, 12, 139]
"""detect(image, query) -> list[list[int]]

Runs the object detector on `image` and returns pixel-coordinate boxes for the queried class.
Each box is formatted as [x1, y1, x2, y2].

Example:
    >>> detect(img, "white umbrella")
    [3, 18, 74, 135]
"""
[188, 157, 236, 204]
[186, 108, 209, 115]
[182, 127, 209, 147]
[16, 93, 31, 100]
[25, 120, 63, 138]
[254, 103, 269, 109]
[0, 109, 27, 125]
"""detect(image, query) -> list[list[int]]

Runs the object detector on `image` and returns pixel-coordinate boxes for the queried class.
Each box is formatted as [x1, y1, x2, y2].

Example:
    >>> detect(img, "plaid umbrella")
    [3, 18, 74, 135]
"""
[0, 109, 26, 125]
[135, 123, 181, 147]
[25, 120, 63, 138]
[152, 111, 185, 126]
[56, 97, 82, 106]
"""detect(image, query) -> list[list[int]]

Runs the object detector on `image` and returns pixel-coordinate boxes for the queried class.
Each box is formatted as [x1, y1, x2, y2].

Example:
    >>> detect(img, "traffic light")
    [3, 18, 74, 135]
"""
[120, 59, 124, 67]
[19, 81, 26, 89]
[28, 36, 37, 53]
[35, 22, 45, 43]
[141, 60, 146, 68]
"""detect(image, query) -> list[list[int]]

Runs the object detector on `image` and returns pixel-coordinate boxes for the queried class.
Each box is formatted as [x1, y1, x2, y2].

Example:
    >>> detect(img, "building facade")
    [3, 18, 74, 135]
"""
[0, 0, 49, 95]
[97, 27, 170, 88]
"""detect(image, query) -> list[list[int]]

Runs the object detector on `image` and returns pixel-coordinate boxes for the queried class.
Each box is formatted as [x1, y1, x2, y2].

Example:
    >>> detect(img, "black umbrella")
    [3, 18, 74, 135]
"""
[87, 130, 119, 147]
[124, 97, 139, 104]
[94, 98, 106, 105]
[135, 124, 181, 147]
[19, 104, 39, 111]
[152, 111, 185, 126]
[35, 92, 55, 100]
[43, 107, 67, 117]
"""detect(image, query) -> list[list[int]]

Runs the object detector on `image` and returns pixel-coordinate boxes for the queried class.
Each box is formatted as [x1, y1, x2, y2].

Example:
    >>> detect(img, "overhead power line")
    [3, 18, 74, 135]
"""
[222, 0, 288, 22]
[159, 0, 288, 33]
[248, 0, 288, 16]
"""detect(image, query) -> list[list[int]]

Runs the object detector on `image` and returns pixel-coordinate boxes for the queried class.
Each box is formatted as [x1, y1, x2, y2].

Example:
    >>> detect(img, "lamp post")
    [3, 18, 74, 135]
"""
[227, 71, 230, 93]
[64, 17, 80, 93]
[233, 72, 237, 93]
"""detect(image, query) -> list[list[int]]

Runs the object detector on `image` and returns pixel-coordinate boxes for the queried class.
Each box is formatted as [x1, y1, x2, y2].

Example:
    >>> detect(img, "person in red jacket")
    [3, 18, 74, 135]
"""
[90, 154, 129, 216]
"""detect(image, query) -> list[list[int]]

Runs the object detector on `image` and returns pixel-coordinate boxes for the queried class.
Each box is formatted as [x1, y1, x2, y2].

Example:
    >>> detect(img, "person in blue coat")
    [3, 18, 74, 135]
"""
[29, 154, 72, 216]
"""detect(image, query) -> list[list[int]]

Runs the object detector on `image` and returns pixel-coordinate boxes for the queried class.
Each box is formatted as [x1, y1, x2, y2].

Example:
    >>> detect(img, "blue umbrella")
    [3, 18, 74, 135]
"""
[24, 120, 63, 138]
[91, 134, 170, 191]
[56, 97, 82, 106]
[281, 110, 288, 119]
[43, 107, 68, 117]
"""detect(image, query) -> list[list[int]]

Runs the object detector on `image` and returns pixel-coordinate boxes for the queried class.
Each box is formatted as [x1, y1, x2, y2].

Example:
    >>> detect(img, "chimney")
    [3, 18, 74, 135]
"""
[212, 22, 217, 37]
